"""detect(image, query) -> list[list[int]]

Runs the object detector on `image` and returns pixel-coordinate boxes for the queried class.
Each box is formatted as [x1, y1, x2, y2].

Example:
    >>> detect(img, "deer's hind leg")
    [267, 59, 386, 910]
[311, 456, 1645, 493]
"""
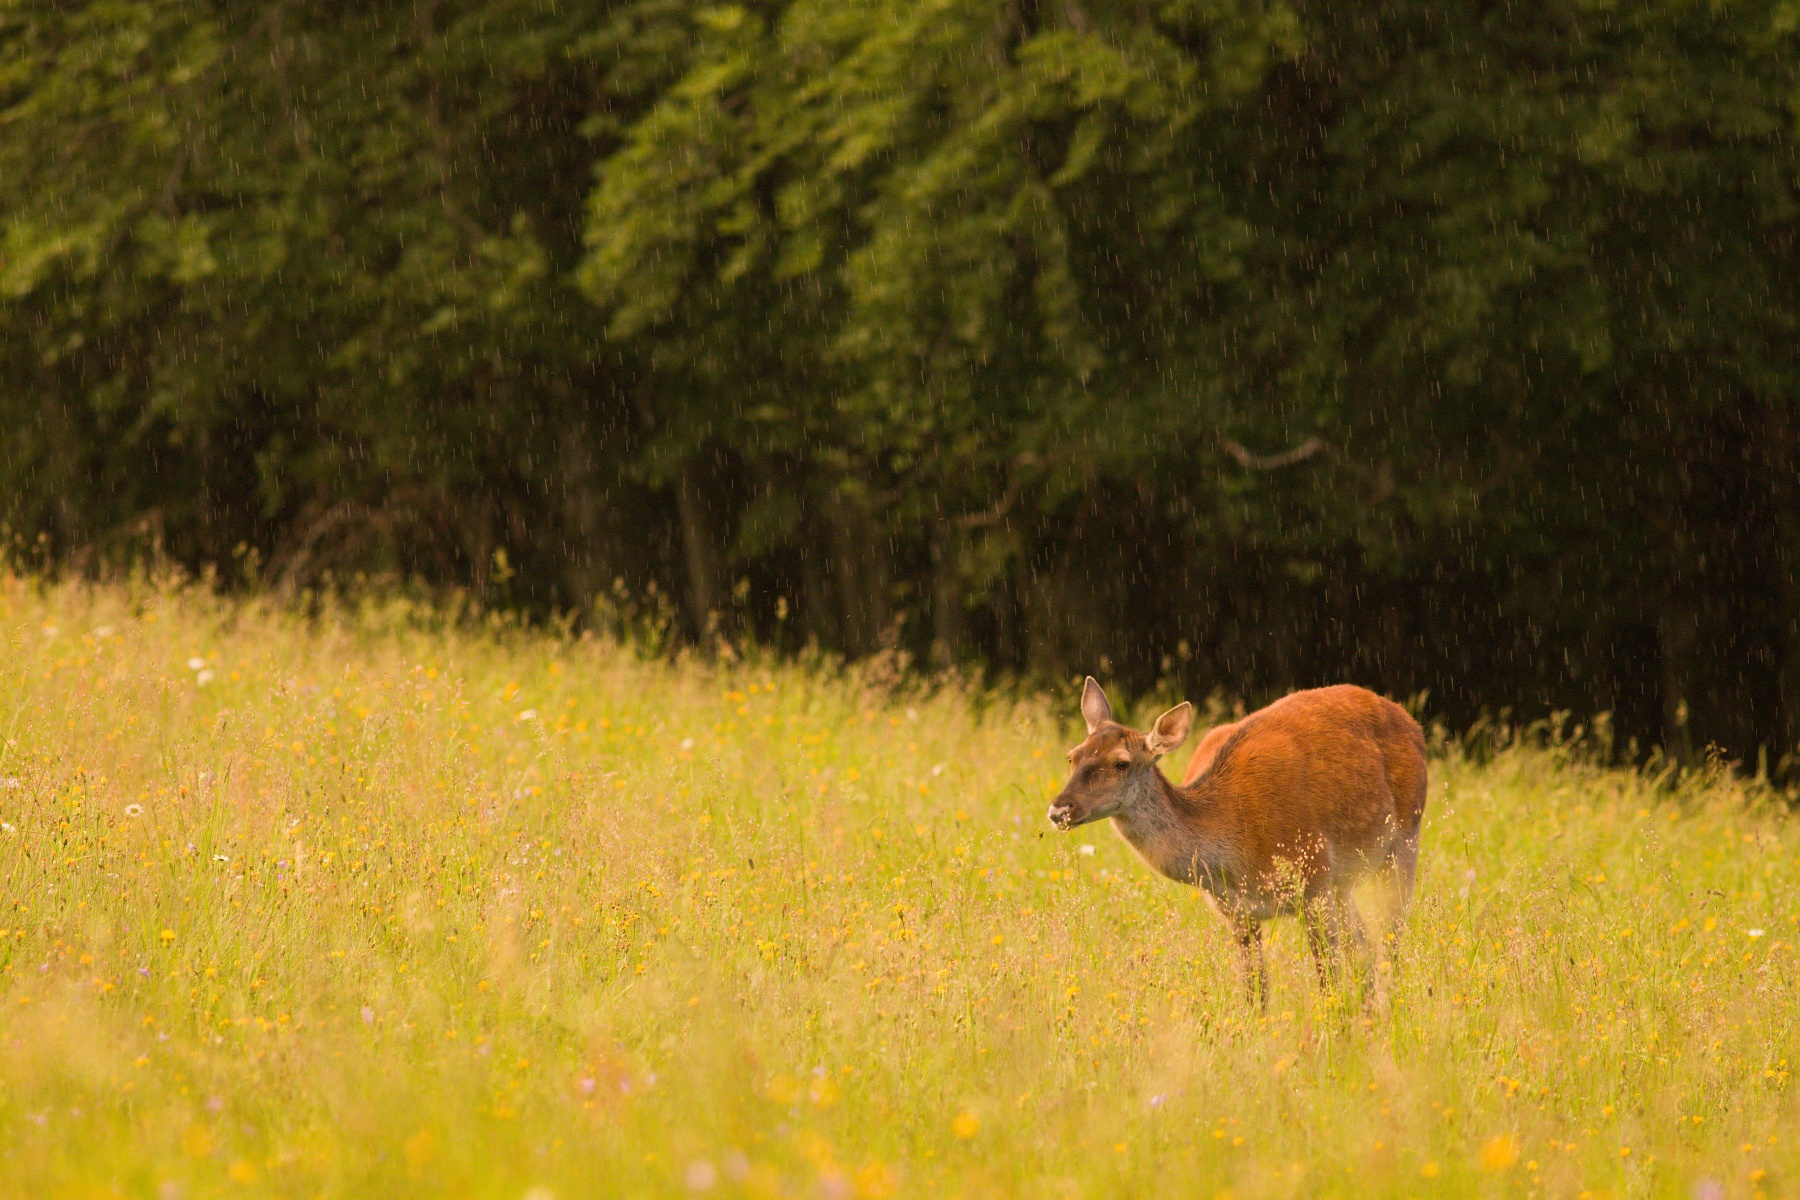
[1380, 738, 1427, 955]
[1377, 828, 1421, 956]
[1303, 888, 1364, 990]
[1364, 830, 1421, 1006]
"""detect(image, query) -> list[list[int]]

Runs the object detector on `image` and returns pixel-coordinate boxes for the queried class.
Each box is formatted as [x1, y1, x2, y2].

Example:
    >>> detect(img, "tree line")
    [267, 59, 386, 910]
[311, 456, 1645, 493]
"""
[3, 0, 1798, 773]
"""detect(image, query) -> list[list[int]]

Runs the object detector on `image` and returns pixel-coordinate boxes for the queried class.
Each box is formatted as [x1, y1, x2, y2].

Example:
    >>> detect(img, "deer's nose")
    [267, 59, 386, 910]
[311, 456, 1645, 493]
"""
[1047, 803, 1073, 829]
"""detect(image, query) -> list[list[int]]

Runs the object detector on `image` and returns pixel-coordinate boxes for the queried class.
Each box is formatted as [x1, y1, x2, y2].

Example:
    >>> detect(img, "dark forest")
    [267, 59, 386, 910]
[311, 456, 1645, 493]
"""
[3, 0, 1798, 771]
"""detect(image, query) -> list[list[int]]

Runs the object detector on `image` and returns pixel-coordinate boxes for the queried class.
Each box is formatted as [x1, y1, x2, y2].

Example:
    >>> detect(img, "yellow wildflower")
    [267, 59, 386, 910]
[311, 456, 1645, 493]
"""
[1480, 1135, 1520, 1172]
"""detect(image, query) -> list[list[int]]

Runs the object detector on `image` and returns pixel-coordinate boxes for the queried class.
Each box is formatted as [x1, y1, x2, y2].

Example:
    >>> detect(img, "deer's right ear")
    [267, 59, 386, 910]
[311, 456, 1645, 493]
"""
[1145, 701, 1194, 756]
[1080, 676, 1113, 734]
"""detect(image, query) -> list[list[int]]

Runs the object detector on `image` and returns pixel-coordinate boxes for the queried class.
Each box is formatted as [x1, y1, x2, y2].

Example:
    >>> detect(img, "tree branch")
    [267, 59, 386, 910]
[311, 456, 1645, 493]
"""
[1221, 436, 1325, 470]
[953, 452, 1052, 529]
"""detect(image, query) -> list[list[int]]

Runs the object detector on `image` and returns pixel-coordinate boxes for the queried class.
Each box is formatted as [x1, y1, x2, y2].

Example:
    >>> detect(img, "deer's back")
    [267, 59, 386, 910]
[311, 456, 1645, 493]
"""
[1180, 720, 1243, 785]
[1192, 685, 1426, 883]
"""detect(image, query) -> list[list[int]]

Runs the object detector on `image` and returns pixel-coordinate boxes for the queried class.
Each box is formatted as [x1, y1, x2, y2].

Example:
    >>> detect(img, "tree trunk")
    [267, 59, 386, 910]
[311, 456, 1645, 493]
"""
[1658, 594, 1698, 767]
[930, 522, 969, 667]
[826, 500, 863, 655]
[675, 458, 725, 640]
[1024, 565, 1073, 682]
[826, 493, 889, 658]
[799, 496, 840, 651]
[1774, 482, 1800, 777]
[862, 526, 893, 651]
[557, 419, 605, 608]
[459, 496, 497, 600]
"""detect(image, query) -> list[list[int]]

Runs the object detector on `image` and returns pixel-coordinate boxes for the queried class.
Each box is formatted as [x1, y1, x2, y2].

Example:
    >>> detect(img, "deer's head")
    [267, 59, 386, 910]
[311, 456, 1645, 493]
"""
[1047, 677, 1192, 830]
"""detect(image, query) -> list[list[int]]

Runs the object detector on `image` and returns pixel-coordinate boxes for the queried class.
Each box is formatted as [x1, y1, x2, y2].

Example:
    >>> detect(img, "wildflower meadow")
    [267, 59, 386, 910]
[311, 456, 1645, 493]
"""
[1, 575, 1795, 1198]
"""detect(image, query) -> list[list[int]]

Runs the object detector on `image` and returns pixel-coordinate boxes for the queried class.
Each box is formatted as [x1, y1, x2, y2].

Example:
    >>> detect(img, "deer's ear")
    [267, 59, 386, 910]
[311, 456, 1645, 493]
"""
[1080, 676, 1113, 733]
[1144, 702, 1194, 756]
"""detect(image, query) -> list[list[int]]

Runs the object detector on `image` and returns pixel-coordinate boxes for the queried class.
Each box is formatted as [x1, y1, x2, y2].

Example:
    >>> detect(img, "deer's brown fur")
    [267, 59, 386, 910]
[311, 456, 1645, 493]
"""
[1047, 680, 1427, 1003]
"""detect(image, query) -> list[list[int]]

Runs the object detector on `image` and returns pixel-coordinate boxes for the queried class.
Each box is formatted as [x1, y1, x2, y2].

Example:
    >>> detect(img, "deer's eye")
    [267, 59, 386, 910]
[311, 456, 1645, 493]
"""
[1113, 760, 1130, 771]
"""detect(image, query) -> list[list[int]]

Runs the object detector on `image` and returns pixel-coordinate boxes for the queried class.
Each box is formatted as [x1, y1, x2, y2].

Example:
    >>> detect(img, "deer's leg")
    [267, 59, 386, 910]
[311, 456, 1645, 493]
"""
[1340, 891, 1369, 957]
[1304, 892, 1343, 989]
[1372, 831, 1421, 987]
[1233, 919, 1268, 1011]
[1306, 886, 1369, 991]
[1386, 832, 1420, 948]
[1339, 891, 1377, 1002]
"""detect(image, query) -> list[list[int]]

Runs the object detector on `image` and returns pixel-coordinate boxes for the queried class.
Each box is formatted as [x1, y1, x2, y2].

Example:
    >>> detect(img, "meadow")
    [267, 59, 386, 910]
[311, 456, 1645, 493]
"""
[1, 575, 1795, 1200]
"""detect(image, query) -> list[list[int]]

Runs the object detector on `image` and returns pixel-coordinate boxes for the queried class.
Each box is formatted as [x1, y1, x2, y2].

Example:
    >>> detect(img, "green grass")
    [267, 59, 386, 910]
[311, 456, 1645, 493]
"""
[1, 576, 1795, 1200]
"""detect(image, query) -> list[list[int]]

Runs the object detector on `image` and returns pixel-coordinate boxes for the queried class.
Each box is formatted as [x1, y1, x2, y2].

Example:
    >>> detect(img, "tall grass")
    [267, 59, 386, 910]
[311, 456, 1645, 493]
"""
[1, 575, 1794, 1199]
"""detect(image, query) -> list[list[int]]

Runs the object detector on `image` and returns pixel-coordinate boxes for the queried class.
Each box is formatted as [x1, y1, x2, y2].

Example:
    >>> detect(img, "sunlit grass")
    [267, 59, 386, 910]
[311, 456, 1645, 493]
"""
[1, 574, 1794, 1199]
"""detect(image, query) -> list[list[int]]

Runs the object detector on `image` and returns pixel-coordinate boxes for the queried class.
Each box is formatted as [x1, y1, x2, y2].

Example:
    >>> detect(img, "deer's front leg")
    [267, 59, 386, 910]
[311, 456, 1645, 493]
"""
[1231, 918, 1269, 1011]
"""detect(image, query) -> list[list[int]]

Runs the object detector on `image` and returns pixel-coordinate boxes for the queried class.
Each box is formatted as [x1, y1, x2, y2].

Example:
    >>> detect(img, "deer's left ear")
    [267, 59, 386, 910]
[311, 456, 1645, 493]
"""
[1080, 676, 1113, 734]
[1144, 702, 1194, 756]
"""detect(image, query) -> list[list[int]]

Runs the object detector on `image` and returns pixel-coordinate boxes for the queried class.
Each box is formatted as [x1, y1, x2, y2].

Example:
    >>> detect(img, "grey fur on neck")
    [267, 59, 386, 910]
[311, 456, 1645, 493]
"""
[1110, 764, 1234, 888]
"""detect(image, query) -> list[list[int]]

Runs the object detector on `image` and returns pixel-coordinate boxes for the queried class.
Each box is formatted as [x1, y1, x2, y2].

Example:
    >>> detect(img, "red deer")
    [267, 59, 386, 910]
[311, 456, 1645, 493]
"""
[1047, 679, 1427, 1003]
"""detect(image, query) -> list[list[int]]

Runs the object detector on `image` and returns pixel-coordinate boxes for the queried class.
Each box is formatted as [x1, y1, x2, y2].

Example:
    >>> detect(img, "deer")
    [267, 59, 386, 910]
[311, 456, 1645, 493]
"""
[1046, 678, 1427, 1005]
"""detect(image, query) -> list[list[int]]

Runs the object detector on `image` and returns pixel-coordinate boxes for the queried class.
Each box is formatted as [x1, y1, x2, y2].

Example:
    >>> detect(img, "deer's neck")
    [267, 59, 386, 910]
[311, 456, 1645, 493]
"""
[1109, 767, 1234, 887]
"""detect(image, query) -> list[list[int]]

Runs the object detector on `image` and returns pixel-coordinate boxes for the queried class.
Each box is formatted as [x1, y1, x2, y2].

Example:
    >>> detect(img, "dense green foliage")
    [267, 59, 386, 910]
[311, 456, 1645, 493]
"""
[3, 0, 1799, 768]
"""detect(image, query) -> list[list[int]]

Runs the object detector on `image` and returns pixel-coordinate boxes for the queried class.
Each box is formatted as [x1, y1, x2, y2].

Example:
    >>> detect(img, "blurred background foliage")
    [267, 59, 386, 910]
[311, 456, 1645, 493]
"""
[3, 0, 1799, 772]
